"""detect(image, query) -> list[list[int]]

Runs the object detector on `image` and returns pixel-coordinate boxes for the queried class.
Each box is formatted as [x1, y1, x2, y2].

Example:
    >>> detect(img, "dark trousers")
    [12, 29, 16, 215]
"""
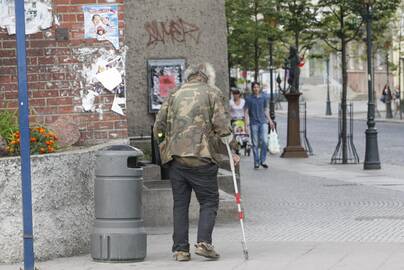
[169, 160, 219, 252]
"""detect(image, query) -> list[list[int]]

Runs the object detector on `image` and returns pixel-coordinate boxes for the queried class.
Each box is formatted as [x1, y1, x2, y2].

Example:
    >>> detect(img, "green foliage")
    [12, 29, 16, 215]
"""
[277, 0, 319, 54]
[317, 0, 400, 101]
[0, 110, 18, 143]
[226, 0, 280, 77]
[226, 0, 320, 76]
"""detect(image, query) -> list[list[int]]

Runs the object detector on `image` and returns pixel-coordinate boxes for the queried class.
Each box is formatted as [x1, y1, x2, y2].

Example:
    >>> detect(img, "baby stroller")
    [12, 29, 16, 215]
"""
[232, 119, 251, 156]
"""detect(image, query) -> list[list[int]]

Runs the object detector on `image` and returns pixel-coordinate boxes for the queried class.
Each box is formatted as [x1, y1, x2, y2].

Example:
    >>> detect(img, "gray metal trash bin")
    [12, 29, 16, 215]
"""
[91, 145, 147, 262]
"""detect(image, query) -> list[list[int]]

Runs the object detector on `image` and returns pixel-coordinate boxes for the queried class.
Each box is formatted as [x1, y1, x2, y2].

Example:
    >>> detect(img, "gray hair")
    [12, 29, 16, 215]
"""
[184, 63, 216, 86]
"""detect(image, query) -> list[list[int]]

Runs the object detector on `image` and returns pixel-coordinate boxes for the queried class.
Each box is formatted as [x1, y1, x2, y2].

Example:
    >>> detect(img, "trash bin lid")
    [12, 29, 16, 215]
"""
[96, 144, 144, 158]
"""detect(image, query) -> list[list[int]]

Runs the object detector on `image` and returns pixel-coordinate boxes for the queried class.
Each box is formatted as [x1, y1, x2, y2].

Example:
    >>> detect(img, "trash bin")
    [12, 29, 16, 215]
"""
[91, 145, 147, 262]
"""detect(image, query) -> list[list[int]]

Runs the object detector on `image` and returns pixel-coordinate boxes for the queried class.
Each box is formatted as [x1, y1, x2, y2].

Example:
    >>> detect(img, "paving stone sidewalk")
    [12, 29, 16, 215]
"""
[2, 154, 404, 270]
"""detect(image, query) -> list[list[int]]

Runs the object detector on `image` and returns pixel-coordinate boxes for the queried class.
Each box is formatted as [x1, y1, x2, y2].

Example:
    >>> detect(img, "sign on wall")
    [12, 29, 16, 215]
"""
[82, 5, 119, 49]
[147, 59, 186, 113]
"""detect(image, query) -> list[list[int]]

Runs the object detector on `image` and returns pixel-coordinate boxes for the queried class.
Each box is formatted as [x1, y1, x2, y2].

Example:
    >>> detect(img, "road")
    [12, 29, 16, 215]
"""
[275, 115, 404, 166]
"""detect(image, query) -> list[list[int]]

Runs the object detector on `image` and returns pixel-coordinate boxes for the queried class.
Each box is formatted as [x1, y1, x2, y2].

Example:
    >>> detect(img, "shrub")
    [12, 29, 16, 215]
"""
[7, 126, 59, 155]
[0, 110, 19, 143]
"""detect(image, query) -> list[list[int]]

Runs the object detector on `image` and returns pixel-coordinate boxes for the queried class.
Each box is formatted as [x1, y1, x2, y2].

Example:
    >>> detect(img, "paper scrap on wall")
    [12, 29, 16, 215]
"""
[96, 67, 122, 91]
[82, 5, 119, 49]
[75, 47, 127, 116]
[0, 0, 53, 35]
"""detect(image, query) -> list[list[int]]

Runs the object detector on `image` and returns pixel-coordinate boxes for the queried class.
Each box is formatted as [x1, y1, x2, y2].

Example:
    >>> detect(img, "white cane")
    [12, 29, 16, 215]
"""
[225, 142, 249, 260]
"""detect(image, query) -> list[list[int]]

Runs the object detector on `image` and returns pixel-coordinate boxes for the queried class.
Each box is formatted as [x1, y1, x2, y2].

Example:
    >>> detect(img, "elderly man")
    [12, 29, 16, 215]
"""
[153, 63, 239, 262]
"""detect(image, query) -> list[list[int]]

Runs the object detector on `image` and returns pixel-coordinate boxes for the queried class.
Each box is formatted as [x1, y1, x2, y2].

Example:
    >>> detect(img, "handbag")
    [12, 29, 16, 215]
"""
[268, 129, 281, 154]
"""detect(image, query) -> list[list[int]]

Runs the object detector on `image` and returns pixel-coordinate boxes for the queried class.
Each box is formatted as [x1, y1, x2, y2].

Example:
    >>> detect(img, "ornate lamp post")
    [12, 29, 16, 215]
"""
[268, 37, 275, 121]
[363, 0, 381, 170]
[265, 15, 277, 122]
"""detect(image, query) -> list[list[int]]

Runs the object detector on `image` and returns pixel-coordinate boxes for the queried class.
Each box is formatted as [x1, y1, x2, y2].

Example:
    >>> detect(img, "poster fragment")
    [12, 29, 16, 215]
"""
[0, 0, 53, 35]
[82, 5, 119, 49]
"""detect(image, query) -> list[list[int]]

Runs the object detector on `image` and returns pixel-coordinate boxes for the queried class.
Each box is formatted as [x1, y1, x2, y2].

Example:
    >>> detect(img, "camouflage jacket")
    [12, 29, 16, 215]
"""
[153, 81, 232, 165]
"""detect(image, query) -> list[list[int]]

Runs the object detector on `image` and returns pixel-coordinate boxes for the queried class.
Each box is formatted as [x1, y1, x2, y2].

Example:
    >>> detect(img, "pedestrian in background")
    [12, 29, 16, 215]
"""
[153, 63, 239, 262]
[244, 82, 275, 169]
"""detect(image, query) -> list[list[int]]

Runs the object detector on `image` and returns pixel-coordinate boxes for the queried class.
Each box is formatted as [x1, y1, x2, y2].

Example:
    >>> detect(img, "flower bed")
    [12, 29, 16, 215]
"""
[0, 140, 126, 263]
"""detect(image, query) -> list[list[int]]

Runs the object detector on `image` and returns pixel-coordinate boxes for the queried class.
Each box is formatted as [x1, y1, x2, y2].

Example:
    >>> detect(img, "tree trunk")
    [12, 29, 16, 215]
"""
[385, 51, 393, 118]
[254, 0, 259, 82]
[340, 12, 348, 164]
[254, 36, 259, 82]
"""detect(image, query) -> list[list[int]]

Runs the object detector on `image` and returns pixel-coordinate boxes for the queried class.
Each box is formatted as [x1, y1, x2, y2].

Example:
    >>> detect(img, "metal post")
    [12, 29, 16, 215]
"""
[364, 3, 381, 170]
[268, 38, 275, 121]
[326, 57, 332, 115]
[15, 1, 35, 269]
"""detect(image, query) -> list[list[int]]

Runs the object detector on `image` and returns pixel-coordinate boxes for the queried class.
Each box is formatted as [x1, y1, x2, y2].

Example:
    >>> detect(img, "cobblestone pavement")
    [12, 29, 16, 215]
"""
[238, 156, 404, 243]
[2, 115, 404, 269]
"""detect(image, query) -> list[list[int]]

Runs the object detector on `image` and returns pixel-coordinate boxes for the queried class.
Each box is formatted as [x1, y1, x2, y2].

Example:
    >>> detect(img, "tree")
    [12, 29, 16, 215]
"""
[226, 0, 279, 81]
[318, 0, 399, 163]
[277, 0, 319, 56]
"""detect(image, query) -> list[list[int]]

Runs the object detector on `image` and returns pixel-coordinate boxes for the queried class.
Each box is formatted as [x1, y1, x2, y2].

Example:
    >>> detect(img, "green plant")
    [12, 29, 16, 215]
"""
[7, 126, 59, 155]
[0, 110, 18, 143]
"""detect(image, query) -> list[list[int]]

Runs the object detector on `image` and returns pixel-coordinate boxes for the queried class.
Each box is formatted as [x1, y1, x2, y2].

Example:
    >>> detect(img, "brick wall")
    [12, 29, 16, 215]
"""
[0, 0, 128, 145]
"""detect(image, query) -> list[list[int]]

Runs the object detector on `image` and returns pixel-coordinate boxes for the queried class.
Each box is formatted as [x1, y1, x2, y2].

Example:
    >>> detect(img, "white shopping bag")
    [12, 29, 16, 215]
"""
[268, 129, 281, 154]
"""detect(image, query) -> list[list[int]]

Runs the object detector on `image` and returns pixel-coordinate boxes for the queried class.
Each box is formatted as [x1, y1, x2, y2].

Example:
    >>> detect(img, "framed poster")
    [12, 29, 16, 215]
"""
[147, 59, 186, 113]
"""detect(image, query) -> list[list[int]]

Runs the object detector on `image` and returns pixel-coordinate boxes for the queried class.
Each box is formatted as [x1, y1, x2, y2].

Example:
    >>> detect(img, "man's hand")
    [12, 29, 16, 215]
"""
[232, 153, 240, 166]
[221, 134, 233, 145]
[269, 119, 275, 130]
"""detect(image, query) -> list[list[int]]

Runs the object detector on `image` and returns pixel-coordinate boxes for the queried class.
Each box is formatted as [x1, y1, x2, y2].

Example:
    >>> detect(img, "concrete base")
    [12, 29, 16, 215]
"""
[0, 142, 237, 263]
[281, 146, 309, 158]
[0, 140, 131, 264]
[142, 168, 238, 227]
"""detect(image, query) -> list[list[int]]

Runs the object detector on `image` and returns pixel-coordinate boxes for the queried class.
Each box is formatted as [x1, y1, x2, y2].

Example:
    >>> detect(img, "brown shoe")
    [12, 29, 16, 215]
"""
[174, 251, 191, 261]
[194, 242, 220, 260]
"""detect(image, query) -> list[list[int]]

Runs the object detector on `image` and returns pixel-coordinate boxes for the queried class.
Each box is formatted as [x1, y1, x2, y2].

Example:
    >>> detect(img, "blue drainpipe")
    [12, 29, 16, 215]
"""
[15, 1, 35, 269]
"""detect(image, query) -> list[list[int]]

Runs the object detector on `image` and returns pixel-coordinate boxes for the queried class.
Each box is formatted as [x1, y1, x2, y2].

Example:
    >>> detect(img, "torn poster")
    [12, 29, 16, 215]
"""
[111, 95, 125, 116]
[81, 90, 99, 112]
[82, 5, 119, 49]
[95, 67, 122, 91]
[0, 0, 53, 35]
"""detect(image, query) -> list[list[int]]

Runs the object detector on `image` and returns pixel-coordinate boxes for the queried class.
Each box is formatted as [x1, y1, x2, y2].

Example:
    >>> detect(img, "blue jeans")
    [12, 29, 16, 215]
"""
[250, 123, 268, 166]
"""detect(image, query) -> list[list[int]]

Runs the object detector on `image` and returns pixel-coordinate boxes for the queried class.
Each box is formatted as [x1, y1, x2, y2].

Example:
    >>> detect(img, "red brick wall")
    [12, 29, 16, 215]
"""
[0, 0, 127, 145]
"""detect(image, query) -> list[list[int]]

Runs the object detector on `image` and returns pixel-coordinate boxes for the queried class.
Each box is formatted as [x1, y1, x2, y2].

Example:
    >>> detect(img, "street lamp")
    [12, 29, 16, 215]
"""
[268, 37, 275, 122]
[265, 15, 277, 123]
[363, 0, 381, 170]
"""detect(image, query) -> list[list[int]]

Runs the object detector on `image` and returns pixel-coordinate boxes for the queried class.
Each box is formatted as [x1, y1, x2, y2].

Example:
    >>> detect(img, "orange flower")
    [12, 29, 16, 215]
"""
[38, 128, 45, 134]
[47, 146, 54, 152]
[45, 140, 54, 145]
[30, 137, 37, 142]
[10, 140, 16, 145]
[39, 148, 46, 154]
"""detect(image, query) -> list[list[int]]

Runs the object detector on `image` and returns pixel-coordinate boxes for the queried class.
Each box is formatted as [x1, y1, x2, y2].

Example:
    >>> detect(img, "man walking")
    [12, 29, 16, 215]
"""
[153, 63, 239, 262]
[245, 82, 275, 169]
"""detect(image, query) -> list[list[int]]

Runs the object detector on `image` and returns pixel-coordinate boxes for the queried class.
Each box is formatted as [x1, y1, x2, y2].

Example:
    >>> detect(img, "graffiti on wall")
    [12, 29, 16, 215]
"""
[144, 17, 201, 47]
